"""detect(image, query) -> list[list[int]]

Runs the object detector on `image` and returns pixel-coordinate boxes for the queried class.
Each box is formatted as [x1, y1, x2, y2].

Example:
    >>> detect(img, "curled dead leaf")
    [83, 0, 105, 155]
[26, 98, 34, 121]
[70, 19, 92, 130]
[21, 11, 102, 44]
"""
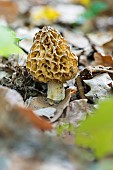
[93, 52, 113, 69]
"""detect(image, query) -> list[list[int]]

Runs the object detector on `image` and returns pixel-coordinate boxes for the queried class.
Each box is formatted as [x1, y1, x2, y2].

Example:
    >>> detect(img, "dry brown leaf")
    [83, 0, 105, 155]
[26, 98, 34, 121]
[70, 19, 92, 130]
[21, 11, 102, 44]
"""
[0, 1, 18, 23]
[9, 156, 74, 170]
[80, 65, 113, 79]
[87, 32, 112, 46]
[30, 4, 85, 25]
[65, 99, 91, 127]
[63, 30, 89, 48]
[26, 89, 71, 123]
[84, 73, 112, 101]
[0, 86, 53, 134]
[78, 66, 113, 100]
[0, 87, 84, 170]
[103, 38, 113, 55]
[93, 52, 113, 68]
[17, 106, 53, 131]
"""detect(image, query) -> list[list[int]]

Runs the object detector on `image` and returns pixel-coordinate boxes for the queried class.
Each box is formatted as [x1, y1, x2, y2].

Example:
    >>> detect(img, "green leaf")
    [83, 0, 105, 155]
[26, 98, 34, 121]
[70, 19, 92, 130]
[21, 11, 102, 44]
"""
[81, 1, 108, 20]
[0, 26, 23, 57]
[90, 1, 108, 14]
[75, 98, 113, 159]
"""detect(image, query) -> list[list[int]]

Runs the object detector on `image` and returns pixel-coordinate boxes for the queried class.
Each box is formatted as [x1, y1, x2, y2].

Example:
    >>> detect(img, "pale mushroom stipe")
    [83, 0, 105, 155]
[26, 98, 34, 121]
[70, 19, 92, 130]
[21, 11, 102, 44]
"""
[26, 26, 78, 103]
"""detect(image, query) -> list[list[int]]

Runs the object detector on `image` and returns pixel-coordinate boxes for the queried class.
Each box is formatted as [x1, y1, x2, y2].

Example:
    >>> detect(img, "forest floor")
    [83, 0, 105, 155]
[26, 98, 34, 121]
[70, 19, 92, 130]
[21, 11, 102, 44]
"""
[0, 0, 113, 170]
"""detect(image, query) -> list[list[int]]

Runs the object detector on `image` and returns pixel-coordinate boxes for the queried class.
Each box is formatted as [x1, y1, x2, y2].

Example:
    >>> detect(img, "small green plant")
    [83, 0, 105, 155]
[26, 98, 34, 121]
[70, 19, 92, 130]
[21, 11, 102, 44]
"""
[83, 1, 108, 20]
[77, 1, 108, 24]
[0, 26, 23, 57]
[57, 123, 75, 136]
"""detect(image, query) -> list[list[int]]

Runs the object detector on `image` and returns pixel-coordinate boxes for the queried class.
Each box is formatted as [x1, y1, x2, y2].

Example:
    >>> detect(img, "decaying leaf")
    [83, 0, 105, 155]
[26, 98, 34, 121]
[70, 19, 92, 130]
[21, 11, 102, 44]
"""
[65, 99, 91, 127]
[87, 32, 112, 46]
[93, 52, 113, 68]
[0, 89, 83, 170]
[0, 86, 53, 133]
[56, 4, 85, 24]
[0, 1, 18, 23]
[63, 30, 89, 48]
[84, 73, 112, 101]
[16, 27, 40, 53]
[30, 3, 83, 25]
[76, 66, 113, 100]
[17, 106, 53, 131]
[86, 32, 113, 55]
[34, 107, 56, 120]
[26, 89, 71, 122]
[103, 38, 113, 55]
[0, 85, 24, 106]
[80, 65, 113, 79]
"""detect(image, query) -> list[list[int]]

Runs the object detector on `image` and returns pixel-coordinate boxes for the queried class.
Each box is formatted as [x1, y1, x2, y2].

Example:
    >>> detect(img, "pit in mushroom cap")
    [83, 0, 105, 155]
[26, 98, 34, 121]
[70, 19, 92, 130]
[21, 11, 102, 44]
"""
[26, 26, 78, 102]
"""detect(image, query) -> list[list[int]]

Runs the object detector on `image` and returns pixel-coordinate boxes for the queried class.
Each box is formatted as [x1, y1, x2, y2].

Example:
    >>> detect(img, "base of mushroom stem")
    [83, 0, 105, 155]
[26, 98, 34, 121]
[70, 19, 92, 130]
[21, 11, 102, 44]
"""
[47, 81, 65, 104]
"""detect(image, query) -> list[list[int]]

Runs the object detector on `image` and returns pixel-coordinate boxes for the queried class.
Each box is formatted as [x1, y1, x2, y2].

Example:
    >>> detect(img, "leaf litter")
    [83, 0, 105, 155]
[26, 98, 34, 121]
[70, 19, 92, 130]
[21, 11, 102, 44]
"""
[1, 0, 113, 169]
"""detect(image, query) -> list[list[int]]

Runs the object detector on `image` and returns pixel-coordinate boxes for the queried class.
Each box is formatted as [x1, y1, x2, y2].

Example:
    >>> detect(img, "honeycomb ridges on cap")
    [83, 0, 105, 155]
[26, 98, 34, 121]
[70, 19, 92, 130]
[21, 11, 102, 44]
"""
[26, 26, 78, 83]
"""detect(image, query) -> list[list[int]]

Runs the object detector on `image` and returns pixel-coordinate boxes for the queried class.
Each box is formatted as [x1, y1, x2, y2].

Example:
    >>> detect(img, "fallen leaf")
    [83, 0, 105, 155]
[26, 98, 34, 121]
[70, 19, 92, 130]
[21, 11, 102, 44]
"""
[34, 107, 56, 119]
[104, 0, 113, 11]
[77, 66, 113, 100]
[87, 32, 112, 46]
[30, 6, 60, 25]
[26, 89, 71, 123]
[103, 38, 113, 55]
[80, 65, 113, 79]
[0, 71, 7, 80]
[16, 27, 40, 53]
[0, 1, 18, 23]
[56, 4, 85, 24]
[0, 86, 53, 134]
[63, 30, 89, 48]
[84, 73, 112, 101]
[0, 85, 24, 106]
[17, 106, 53, 131]
[93, 52, 113, 68]
[87, 33, 113, 56]
[30, 4, 85, 25]
[65, 99, 91, 127]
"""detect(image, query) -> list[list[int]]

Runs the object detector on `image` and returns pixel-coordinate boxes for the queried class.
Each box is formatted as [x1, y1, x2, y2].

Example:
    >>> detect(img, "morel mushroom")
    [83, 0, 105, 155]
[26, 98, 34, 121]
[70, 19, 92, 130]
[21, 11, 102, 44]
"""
[26, 26, 78, 102]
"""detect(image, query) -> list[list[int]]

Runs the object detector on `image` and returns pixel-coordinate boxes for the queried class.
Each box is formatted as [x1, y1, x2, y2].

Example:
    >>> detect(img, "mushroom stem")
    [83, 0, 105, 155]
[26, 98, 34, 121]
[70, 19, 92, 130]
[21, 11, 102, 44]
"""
[47, 81, 65, 102]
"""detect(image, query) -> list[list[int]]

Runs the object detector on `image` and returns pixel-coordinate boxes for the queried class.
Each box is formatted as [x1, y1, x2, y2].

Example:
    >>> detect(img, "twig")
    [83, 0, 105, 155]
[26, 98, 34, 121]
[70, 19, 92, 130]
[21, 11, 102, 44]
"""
[76, 75, 86, 99]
